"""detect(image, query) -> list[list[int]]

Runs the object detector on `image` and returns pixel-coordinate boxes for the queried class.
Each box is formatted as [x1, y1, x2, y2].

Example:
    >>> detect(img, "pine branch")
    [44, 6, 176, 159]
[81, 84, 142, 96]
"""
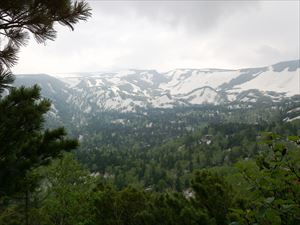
[0, 67, 14, 94]
[0, 44, 19, 67]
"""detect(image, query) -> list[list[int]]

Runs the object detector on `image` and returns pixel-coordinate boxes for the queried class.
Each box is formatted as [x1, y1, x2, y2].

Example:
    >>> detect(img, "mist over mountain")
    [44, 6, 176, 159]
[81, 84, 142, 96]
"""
[15, 60, 299, 113]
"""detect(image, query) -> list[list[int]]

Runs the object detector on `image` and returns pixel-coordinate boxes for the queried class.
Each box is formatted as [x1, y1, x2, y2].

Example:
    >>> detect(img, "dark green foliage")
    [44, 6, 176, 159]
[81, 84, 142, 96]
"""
[1, 129, 299, 225]
[0, 0, 90, 200]
[33, 154, 96, 225]
[94, 185, 212, 225]
[0, 85, 78, 196]
[0, 0, 91, 223]
[0, 67, 14, 94]
[146, 193, 211, 225]
[233, 134, 300, 224]
[70, 100, 300, 193]
[94, 186, 148, 225]
[0, 154, 96, 225]
[192, 170, 233, 225]
[77, 118, 300, 191]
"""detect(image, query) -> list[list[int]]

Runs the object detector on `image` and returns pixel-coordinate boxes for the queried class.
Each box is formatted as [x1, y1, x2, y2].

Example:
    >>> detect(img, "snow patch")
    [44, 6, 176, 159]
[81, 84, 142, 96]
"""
[236, 68, 300, 96]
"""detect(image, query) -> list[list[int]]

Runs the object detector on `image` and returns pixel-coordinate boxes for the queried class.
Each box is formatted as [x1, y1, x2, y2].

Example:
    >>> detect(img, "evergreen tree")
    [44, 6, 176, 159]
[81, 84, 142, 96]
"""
[0, 0, 91, 196]
[192, 170, 234, 225]
[0, 85, 78, 196]
[33, 154, 97, 225]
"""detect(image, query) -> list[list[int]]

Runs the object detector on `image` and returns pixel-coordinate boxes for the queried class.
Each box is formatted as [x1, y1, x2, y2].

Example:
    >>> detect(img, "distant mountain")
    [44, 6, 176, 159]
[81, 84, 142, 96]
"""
[14, 60, 300, 119]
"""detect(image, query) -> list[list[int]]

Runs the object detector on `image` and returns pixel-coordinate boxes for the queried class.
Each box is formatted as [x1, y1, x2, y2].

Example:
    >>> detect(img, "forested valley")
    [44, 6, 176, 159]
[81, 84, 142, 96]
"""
[1, 93, 300, 224]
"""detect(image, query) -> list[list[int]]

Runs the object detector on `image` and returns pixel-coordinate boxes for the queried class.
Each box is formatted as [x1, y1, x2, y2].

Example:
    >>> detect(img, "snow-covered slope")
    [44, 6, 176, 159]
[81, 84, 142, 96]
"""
[15, 60, 300, 113]
[161, 69, 240, 95]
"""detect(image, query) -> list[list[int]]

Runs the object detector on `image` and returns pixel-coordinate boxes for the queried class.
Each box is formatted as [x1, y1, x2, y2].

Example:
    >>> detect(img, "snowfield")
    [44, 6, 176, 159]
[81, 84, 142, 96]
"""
[17, 60, 300, 112]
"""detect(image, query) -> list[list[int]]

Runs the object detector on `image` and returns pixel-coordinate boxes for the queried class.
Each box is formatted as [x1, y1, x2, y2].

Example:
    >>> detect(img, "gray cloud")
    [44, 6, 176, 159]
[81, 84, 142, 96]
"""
[13, 1, 299, 74]
[92, 1, 259, 32]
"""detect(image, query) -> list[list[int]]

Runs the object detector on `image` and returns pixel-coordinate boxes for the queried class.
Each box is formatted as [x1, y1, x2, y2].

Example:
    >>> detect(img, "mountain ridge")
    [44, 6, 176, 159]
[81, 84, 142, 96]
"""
[14, 60, 300, 116]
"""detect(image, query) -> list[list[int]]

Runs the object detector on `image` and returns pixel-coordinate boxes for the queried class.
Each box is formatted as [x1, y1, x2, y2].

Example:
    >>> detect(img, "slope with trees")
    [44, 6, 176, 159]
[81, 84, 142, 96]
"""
[0, 0, 91, 223]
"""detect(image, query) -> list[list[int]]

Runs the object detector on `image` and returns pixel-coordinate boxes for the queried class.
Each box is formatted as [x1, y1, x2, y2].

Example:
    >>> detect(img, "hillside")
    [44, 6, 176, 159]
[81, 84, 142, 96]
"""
[15, 60, 299, 114]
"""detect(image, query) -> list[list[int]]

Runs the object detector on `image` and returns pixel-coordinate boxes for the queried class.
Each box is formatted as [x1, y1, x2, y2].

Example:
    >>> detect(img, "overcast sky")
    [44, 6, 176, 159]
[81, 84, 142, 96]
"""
[13, 0, 300, 74]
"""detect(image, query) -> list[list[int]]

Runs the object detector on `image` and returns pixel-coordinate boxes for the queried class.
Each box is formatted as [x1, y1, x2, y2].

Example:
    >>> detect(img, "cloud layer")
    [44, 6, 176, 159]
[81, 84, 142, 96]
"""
[13, 0, 299, 74]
